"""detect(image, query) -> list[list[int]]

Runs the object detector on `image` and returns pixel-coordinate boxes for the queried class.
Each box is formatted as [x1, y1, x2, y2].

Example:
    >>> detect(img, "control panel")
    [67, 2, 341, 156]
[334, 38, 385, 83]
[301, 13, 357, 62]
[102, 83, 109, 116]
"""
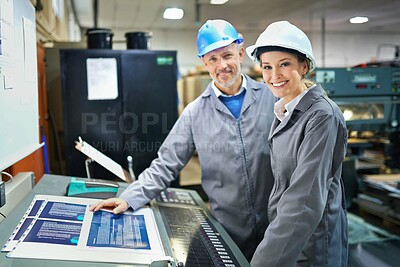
[309, 67, 400, 97]
[152, 188, 249, 267]
[155, 189, 198, 206]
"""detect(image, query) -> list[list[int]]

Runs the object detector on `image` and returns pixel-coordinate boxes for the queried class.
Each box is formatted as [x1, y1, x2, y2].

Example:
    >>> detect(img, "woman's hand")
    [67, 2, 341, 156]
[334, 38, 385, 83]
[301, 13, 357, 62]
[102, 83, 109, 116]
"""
[89, 198, 129, 214]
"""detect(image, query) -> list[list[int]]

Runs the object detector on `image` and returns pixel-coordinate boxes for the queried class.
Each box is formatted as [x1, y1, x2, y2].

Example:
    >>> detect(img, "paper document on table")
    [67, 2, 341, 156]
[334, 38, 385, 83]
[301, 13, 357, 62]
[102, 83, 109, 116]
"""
[5, 195, 170, 265]
[75, 136, 128, 182]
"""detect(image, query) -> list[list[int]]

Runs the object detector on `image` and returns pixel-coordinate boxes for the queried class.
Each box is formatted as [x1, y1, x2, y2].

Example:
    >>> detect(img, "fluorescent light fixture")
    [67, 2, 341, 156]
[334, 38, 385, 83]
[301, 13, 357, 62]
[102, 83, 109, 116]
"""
[210, 0, 229, 4]
[163, 8, 184, 20]
[349, 16, 369, 24]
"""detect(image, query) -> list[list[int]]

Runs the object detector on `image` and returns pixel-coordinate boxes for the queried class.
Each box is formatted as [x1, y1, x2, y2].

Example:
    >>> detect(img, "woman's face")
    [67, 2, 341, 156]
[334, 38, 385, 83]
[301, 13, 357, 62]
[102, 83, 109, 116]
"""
[260, 51, 308, 103]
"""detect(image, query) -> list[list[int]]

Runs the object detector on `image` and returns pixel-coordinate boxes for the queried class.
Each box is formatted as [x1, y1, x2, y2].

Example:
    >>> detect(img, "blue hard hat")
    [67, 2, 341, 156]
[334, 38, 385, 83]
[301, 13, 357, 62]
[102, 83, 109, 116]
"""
[197, 19, 243, 57]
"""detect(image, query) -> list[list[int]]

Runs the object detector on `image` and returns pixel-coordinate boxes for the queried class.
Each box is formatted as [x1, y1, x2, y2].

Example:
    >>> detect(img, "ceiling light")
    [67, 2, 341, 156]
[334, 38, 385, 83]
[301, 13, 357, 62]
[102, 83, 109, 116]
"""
[210, 0, 229, 4]
[163, 8, 184, 20]
[349, 16, 369, 24]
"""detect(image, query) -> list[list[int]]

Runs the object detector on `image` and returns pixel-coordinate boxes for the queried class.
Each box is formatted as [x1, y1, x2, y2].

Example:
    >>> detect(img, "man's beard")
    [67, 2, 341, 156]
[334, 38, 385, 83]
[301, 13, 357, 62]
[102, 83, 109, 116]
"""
[214, 67, 240, 89]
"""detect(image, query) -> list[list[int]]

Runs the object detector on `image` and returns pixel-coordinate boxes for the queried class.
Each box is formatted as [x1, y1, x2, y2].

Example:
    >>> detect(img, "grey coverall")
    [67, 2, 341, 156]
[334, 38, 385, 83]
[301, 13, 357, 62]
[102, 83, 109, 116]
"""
[251, 85, 348, 266]
[119, 75, 276, 260]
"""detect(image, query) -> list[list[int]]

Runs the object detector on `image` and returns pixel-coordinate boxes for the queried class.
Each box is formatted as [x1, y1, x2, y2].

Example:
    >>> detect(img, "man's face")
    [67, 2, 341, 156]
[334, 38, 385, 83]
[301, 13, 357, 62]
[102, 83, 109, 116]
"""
[201, 43, 244, 93]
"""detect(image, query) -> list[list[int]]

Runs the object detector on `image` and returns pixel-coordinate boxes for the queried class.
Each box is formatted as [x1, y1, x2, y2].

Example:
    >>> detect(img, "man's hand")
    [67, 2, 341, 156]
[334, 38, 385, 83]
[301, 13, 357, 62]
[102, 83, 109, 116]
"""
[89, 198, 129, 214]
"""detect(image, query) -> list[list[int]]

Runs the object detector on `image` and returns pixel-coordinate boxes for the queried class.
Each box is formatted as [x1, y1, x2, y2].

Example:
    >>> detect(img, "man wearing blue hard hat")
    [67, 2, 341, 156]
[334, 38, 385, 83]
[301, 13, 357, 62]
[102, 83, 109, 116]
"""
[91, 19, 276, 261]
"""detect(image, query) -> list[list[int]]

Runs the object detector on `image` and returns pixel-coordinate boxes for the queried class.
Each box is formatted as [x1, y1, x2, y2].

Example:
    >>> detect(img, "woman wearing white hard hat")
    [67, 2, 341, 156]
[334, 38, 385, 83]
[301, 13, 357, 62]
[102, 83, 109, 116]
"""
[246, 21, 348, 266]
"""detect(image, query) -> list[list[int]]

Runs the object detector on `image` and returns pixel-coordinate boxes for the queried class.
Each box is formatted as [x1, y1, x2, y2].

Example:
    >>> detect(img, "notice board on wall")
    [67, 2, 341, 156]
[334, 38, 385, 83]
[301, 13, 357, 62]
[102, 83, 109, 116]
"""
[0, 0, 41, 172]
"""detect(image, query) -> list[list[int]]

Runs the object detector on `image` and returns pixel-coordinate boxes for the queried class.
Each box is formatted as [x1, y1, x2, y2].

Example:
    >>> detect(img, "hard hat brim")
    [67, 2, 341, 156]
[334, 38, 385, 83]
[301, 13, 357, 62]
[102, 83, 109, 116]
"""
[245, 43, 316, 72]
[198, 38, 243, 57]
[245, 44, 258, 61]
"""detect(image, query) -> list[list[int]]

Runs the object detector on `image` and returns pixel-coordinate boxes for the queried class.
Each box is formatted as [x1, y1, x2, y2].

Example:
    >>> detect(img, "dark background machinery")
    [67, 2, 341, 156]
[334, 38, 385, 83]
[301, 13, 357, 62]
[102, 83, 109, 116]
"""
[310, 67, 400, 267]
[310, 67, 400, 170]
[60, 49, 179, 185]
[309, 67, 400, 210]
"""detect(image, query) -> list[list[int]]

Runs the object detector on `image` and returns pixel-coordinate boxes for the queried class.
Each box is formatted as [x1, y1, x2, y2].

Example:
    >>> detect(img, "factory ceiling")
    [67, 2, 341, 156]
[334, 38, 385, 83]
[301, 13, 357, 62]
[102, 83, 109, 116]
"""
[72, 0, 400, 34]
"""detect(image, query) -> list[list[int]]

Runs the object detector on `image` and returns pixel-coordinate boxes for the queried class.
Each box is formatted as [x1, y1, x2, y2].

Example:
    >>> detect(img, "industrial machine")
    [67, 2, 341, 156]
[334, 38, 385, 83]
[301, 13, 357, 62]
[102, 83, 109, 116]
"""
[152, 188, 249, 266]
[310, 67, 400, 227]
[311, 67, 400, 169]
[1, 176, 249, 267]
[60, 49, 179, 184]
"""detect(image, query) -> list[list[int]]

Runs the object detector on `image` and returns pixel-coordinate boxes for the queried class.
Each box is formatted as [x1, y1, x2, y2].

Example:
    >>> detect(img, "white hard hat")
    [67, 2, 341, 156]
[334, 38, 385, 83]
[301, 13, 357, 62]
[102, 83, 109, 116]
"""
[246, 21, 316, 72]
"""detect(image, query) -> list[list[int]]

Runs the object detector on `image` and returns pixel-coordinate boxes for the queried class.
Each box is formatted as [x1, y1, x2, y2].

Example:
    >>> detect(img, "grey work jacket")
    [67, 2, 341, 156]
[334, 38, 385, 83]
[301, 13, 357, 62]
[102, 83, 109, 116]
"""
[120, 75, 276, 260]
[251, 85, 348, 267]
